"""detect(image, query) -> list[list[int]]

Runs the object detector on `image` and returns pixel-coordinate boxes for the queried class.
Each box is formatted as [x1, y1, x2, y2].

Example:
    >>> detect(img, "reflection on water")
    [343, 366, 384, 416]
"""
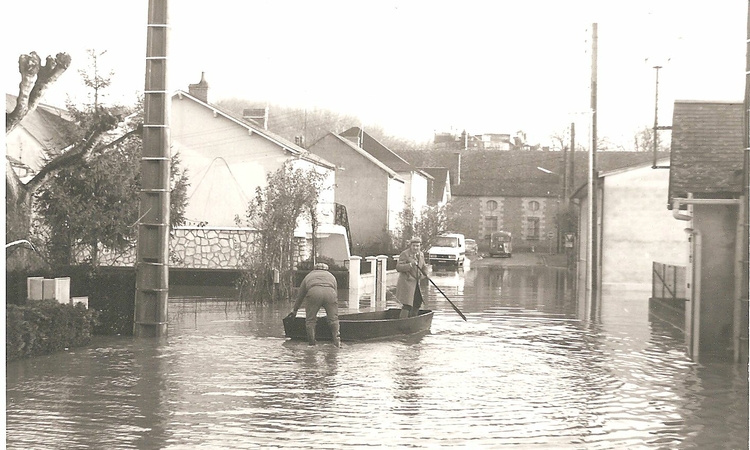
[6, 265, 748, 449]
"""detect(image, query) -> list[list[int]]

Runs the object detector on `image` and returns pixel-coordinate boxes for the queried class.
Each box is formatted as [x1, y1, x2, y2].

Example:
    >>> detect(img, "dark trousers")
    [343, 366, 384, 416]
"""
[401, 287, 423, 318]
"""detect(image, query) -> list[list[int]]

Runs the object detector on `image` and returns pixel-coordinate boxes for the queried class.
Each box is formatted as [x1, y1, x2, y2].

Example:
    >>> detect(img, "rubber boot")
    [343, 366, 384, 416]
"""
[330, 321, 341, 348]
[411, 297, 423, 318]
[306, 324, 316, 346]
[399, 305, 411, 319]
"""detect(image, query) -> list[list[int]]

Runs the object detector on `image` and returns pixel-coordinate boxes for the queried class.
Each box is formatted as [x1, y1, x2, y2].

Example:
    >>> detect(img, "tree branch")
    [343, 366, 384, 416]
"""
[23, 116, 134, 195]
[6, 52, 70, 135]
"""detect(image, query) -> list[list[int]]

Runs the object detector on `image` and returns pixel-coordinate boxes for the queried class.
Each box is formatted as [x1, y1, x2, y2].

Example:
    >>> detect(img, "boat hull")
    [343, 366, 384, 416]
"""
[283, 308, 433, 341]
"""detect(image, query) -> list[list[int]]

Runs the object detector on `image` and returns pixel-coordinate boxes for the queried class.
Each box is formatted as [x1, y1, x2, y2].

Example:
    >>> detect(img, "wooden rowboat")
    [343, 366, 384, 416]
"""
[282, 308, 433, 342]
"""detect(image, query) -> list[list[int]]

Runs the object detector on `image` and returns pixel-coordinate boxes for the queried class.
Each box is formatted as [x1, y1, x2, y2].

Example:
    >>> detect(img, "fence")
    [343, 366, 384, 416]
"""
[651, 262, 687, 301]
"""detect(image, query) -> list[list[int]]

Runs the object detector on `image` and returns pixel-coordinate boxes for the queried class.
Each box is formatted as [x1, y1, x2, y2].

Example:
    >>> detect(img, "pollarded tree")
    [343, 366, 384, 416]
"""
[28, 50, 189, 268]
[6, 52, 137, 255]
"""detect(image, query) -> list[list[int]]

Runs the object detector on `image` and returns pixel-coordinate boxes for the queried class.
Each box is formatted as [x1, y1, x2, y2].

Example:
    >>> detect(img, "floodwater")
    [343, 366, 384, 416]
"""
[6, 263, 748, 449]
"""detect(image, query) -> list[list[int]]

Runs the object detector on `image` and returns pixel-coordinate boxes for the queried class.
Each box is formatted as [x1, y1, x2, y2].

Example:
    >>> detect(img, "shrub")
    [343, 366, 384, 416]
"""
[6, 300, 99, 362]
[6, 266, 136, 337]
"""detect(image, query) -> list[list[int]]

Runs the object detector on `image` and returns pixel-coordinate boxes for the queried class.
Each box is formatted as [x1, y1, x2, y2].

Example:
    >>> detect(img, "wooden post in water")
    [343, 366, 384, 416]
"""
[135, 0, 170, 337]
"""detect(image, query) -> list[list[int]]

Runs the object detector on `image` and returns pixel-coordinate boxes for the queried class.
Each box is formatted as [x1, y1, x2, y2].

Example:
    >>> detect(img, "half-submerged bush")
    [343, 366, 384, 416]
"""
[7, 267, 136, 337]
[6, 300, 99, 362]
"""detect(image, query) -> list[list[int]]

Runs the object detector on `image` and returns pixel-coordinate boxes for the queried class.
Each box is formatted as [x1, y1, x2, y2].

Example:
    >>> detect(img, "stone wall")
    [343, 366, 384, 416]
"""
[98, 227, 259, 270]
[170, 228, 259, 269]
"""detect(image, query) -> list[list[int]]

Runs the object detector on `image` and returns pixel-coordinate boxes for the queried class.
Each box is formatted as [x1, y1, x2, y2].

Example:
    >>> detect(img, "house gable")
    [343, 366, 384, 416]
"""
[340, 126, 413, 172]
[420, 167, 451, 205]
[170, 91, 335, 226]
[308, 133, 411, 247]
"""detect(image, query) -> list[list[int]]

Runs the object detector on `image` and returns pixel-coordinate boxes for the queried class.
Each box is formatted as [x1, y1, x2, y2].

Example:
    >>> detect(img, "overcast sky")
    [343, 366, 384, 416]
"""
[3, 1, 746, 148]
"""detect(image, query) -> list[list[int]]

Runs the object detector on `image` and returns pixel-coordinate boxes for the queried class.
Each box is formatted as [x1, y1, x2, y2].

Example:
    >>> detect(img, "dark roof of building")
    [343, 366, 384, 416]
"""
[6, 93, 76, 155]
[340, 127, 414, 172]
[399, 149, 666, 197]
[419, 167, 450, 204]
[668, 101, 744, 201]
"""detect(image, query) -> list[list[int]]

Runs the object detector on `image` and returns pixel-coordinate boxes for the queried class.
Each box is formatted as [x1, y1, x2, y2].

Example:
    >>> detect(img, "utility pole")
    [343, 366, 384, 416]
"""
[134, 0, 170, 337]
[652, 64, 662, 168]
[739, 1, 750, 363]
[566, 121, 575, 267]
[649, 61, 671, 169]
[587, 23, 599, 305]
[568, 122, 574, 202]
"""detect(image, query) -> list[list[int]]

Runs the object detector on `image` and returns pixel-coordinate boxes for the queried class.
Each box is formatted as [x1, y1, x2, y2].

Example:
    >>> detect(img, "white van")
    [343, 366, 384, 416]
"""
[295, 224, 351, 268]
[427, 233, 466, 267]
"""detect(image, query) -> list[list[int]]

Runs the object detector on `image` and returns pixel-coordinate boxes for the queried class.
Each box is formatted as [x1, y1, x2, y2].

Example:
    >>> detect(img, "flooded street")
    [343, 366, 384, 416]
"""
[6, 262, 748, 449]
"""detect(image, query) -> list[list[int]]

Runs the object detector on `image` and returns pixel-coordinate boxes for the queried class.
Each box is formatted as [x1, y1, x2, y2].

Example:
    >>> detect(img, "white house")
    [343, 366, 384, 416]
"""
[170, 74, 336, 229]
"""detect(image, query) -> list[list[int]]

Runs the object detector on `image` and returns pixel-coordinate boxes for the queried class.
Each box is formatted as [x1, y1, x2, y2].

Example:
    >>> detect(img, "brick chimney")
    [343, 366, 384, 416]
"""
[188, 72, 209, 103]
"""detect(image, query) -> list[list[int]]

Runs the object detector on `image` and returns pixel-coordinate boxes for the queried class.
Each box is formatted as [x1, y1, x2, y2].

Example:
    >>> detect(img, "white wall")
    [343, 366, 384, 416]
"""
[410, 172, 430, 219]
[600, 165, 687, 296]
[387, 177, 406, 233]
[171, 97, 334, 227]
[6, 127, 46, 174]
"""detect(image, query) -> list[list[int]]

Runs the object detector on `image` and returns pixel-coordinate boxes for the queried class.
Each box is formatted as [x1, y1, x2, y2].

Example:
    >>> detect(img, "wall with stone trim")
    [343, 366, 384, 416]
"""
[98, 227, 260, 270]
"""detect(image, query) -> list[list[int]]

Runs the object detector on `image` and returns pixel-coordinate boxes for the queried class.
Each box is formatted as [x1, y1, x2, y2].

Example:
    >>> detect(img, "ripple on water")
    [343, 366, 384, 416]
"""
[6, 269, 749, 449]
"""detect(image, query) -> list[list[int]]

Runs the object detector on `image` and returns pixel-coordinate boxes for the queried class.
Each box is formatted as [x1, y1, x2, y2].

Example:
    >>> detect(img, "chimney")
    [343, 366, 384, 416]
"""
[454, 152, 461, 186]
[188, 72, 210, 103]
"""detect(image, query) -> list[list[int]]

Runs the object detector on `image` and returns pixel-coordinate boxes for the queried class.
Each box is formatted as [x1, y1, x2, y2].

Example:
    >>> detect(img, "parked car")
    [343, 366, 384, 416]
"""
[465, 238, 478, 255]
[427, 233, 466, 267]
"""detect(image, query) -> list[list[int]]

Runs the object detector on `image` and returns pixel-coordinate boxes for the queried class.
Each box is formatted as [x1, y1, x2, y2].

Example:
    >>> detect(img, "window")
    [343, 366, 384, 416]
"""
[486, 200, 498, 211]
[433, 236, 458, 248]
[528, 200, 540, 211]
[526, 217, 540, 240]
[485, 216, 498, 239]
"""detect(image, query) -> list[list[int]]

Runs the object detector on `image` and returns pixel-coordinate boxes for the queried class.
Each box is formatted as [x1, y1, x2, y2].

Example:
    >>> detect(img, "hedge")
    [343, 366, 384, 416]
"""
[7, 266, 136, 338]
[6, 300, 99, 362]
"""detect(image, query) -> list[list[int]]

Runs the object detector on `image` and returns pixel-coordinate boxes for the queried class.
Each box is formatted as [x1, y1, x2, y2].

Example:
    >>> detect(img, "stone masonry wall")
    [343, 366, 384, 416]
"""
[98, 227, 260, 270]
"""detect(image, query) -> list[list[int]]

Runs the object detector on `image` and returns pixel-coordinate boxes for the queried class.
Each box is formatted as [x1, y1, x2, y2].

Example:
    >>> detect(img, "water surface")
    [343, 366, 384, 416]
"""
[6, 265, 748, 449]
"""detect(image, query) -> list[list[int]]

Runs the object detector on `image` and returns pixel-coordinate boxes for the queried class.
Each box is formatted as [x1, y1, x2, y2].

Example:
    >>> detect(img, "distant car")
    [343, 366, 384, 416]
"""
[465, 239, 478, 255]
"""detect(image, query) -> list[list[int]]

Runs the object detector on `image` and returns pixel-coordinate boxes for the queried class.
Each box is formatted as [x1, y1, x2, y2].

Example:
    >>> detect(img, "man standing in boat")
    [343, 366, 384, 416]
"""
[288, 262, 340, 347]
[396, 237, 427, 318]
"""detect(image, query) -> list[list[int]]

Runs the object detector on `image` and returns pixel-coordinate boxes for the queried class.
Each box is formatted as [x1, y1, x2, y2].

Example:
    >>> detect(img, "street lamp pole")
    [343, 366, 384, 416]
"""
[652, 64, 662, 169]
[537, 166, 563, 254]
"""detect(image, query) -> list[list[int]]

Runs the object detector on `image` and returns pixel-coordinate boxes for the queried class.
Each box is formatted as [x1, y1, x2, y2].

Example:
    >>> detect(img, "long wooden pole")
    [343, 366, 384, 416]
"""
[135, 0, 170, 337]
[417, 265, 467, 321]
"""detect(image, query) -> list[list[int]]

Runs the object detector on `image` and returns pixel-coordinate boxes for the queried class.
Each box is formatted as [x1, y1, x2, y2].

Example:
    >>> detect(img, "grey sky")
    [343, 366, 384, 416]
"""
[4, 0, 745, 148]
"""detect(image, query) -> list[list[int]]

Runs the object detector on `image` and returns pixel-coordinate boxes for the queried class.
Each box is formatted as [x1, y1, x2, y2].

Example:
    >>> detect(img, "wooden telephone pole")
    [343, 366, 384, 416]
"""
[134, 0, 170, 337]
[587, 23, 599, 305]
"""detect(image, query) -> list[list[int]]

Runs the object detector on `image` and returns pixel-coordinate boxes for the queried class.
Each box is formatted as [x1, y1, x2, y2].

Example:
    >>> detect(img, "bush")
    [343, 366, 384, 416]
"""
[6, 266, 136, 336]
[6, 300, 98, 362]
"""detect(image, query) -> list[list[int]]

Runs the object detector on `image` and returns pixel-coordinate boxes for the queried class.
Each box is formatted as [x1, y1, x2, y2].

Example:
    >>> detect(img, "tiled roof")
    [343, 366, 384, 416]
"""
[6, 93, 76, 155]
[399, 149, 665, 197]
[340, 127, 414, 172]
[668, 101, 744, 200]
